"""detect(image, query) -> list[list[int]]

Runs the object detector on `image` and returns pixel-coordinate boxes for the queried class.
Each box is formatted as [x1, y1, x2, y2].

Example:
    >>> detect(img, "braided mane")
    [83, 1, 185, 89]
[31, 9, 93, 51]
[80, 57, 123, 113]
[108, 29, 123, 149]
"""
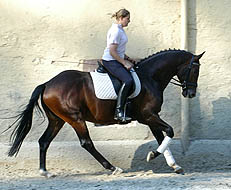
[137, 49, 188, 64]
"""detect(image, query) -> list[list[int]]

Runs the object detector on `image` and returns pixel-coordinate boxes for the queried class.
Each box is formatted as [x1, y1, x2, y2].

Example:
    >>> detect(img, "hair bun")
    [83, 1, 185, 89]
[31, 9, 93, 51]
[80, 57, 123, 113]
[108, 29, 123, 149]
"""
[111, 9, 130, 20]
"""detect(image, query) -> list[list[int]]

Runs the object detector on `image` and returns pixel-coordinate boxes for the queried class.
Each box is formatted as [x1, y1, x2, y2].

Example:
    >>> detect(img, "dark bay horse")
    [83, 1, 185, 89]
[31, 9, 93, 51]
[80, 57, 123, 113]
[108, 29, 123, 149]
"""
[6, 49, 205, 177]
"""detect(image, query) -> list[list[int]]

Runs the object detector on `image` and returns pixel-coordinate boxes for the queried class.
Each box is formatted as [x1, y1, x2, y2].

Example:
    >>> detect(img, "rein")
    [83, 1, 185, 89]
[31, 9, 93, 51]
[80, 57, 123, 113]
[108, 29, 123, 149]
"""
[170, 56, 200, 90]
[170, 78, 183, 87]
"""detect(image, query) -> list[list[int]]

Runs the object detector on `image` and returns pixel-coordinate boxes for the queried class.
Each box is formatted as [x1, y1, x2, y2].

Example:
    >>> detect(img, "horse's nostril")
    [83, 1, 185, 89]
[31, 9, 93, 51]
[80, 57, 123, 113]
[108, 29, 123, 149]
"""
[190, 93, 196, 98]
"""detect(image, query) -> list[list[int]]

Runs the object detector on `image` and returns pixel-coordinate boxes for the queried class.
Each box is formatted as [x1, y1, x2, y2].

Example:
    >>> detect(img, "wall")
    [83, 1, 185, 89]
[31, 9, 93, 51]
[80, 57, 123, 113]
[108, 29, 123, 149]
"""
[0, 0, 230, 143]
[188, 0, 231, 139]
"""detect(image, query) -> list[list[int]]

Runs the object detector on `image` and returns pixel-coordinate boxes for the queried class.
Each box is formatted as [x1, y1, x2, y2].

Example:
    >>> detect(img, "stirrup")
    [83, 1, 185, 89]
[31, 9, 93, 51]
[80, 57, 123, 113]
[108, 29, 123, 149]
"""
[114, 109, 132, 122]
[114, 115, 132, 122]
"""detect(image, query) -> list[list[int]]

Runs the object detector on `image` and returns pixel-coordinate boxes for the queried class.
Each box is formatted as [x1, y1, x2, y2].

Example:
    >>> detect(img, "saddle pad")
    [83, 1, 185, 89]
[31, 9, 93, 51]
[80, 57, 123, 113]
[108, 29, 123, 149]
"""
[90, 69, 141, 100]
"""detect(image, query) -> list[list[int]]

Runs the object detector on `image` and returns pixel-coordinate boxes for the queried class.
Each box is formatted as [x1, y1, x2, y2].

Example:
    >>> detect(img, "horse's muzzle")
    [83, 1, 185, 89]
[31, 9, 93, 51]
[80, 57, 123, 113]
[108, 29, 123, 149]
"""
[182, 89, 196, 98]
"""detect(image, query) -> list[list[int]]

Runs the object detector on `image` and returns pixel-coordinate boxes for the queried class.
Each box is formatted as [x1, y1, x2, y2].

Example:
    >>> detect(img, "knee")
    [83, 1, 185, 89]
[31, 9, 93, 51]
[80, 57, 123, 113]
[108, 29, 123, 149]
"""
[124, 78, 133, 88]
[166, 127, 174, 138]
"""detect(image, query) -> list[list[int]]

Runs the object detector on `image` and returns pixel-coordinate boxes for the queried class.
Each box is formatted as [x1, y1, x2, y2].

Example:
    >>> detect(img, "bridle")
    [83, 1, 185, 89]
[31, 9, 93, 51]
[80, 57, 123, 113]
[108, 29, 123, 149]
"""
[170, 56, 200, 91]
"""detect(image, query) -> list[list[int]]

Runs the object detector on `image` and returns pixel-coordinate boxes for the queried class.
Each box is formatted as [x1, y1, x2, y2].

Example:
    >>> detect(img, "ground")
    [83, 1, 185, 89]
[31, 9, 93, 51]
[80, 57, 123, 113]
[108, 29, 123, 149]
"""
[0, 156, 231, 190]
[0, 140, 231, 189]
[0, 170, 230, 190]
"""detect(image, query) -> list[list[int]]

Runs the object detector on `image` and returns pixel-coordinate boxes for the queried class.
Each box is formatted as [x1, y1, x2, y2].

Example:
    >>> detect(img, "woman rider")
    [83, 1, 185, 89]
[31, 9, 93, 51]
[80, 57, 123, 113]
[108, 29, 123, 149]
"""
[102, 8, 136, 123]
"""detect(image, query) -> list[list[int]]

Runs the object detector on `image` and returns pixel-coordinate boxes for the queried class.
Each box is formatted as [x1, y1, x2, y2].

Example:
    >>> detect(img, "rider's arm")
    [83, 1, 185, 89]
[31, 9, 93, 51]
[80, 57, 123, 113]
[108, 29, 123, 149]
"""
[109, 44, 133, 70]
[124, 54, 136, 64]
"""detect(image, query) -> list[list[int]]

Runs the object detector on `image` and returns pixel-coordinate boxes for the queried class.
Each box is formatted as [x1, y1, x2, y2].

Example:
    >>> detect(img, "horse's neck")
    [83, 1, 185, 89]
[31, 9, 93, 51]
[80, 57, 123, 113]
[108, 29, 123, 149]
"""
[154, 61, 177, 90]
[140, 59, 178, 90]
[140, 51, 188, 91]
[138, 51, 191, 91]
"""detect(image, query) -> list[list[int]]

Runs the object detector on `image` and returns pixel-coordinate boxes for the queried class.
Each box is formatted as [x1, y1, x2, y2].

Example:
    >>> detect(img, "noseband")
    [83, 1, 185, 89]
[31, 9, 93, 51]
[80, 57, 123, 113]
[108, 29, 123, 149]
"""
[170, 56, 200, 91]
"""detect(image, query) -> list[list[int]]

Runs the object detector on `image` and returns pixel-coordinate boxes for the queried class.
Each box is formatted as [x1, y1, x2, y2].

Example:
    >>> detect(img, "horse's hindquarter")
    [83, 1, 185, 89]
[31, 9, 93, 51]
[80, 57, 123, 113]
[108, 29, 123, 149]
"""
[42, 70, 116, 124]
[42, 70, 90, 121]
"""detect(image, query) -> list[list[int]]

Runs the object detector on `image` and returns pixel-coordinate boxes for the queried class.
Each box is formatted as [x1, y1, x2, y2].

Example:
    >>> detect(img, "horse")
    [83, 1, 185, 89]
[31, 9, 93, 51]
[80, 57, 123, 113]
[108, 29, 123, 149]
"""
[6, 49, 205, 177]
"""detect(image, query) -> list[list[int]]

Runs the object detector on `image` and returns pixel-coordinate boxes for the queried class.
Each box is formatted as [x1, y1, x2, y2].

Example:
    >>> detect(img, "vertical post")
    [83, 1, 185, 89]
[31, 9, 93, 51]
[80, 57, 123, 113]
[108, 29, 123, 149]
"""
[180, 0, 190, 153]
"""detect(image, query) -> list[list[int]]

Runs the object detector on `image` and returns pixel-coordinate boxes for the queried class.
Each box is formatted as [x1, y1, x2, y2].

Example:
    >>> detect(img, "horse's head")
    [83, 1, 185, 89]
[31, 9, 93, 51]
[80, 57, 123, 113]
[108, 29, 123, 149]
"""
[177, 51, 205, 98]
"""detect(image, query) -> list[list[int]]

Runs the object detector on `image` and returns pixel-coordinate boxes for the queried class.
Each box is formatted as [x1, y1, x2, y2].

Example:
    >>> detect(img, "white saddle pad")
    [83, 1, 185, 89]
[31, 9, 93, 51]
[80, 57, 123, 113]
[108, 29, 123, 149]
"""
[90, 69, 141, 100]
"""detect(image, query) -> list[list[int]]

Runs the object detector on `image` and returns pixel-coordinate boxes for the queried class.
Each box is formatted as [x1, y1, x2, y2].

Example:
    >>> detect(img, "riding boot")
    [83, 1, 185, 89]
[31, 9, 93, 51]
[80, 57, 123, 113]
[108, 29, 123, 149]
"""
[114, 83, 132, 122]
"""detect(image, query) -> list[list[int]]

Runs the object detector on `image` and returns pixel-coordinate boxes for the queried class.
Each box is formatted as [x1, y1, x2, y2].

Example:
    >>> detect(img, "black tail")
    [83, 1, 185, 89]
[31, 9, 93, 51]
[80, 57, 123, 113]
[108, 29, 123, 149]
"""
[8, 84, 46, 157]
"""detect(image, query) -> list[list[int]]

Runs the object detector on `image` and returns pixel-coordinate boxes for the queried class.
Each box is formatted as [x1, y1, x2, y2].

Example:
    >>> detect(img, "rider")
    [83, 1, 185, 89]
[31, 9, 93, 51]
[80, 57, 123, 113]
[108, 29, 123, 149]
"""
[102, 8, 136, 123]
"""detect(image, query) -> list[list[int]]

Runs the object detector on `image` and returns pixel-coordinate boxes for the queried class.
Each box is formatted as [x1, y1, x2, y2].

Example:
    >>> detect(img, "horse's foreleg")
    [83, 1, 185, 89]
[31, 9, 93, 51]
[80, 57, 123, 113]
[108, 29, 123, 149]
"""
[164, 148, 183, 174]
[147, 129, 183, 174]
[146, 114, 174, 157]
[71, 120, 123, 174]
[146, 114, 184, 174]
[38, 117, 65, 178]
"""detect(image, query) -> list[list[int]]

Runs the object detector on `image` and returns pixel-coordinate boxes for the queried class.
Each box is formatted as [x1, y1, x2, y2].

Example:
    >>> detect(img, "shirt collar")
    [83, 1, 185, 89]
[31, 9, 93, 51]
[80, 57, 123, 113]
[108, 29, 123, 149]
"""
[113, 23, 123, 29]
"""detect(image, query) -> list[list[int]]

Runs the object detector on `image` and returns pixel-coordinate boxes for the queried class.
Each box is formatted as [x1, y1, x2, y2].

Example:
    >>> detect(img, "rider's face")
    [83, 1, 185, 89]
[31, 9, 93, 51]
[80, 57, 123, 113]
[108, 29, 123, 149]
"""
[119, 15, 130, 27]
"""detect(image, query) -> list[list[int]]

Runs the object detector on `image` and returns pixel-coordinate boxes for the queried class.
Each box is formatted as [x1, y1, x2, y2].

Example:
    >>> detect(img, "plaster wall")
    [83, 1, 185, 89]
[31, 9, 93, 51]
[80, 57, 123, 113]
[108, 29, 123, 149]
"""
[0, 0, 230, 143]
[188, 0, 231, 139]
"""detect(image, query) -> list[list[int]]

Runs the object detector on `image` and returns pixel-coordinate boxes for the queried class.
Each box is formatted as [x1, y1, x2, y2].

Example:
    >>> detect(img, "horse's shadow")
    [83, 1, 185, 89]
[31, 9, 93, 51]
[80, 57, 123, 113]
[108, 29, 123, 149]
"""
[129, 141, 182, 174]
[130, 140, 231, 174]
[128, 91, 231, 174]
[210, 93, 231, 138]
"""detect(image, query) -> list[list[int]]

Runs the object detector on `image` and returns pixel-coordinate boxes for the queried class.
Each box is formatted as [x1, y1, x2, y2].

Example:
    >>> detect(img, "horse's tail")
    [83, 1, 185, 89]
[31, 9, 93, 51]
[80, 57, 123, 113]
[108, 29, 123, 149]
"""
[8, 84, 46, 157]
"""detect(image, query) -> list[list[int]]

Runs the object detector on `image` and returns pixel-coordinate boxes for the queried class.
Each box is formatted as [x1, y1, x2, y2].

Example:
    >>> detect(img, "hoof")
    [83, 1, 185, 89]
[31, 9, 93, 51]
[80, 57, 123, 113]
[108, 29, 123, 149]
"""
[172, 164, 184, 174]
[147, 151, 155, 162]
[112, 167, 123, 175]
[39, 169, 56, 178]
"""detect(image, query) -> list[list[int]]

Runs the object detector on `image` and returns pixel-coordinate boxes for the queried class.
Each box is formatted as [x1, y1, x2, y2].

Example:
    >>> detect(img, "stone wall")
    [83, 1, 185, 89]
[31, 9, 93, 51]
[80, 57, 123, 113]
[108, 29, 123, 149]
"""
[0, 0, 230, 143]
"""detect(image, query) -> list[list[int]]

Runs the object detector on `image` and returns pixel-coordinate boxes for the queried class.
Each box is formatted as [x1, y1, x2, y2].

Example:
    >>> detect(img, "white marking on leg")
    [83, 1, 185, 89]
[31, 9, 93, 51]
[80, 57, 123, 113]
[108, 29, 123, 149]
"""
[112, 167, 123, 175]
[163, 148, 184, 174]
[157, 136, 172, 153]
[163, 147, 176, 167]
[146, 151, 155, 162]
[39, 169, 56, 178]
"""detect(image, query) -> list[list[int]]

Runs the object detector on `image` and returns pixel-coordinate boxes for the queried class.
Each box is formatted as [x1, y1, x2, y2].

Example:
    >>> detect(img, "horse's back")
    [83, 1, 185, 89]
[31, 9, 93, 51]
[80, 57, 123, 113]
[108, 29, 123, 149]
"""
[44, 70, 90, 90]
[48, 70, 88, 83]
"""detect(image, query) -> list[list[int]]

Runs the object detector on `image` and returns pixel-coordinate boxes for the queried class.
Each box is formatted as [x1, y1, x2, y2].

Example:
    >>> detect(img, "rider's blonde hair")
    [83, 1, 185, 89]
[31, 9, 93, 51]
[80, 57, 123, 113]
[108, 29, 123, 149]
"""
[111, 9, 130, 20]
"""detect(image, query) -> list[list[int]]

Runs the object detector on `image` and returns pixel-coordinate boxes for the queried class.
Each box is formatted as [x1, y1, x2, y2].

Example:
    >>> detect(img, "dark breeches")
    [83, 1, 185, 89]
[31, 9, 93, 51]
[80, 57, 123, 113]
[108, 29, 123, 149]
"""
[102, 60, 133, 88]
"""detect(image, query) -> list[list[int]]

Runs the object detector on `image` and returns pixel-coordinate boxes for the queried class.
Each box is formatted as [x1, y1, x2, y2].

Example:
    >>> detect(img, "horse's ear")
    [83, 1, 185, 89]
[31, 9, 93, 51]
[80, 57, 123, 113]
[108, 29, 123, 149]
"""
[194, 51, 205, 61]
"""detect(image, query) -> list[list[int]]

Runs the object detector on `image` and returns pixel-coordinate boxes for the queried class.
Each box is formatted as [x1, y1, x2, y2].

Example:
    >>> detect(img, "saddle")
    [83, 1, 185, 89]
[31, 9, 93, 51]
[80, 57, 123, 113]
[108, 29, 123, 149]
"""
[96, 61, 124, 94]
[90, 61, 141, 100]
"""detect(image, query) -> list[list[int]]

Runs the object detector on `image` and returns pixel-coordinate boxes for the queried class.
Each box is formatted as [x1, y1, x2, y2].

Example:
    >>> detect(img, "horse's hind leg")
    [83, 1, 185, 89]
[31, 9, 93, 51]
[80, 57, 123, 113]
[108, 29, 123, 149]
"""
[38, 114, 65, 178]
[70, 120, 122, 174]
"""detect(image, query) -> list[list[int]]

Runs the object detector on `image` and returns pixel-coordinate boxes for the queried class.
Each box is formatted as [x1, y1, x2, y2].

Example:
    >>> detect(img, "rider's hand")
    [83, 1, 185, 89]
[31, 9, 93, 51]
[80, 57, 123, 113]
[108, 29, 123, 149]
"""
[123, 60, 134, 70]
[128, 58, 136, 65]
